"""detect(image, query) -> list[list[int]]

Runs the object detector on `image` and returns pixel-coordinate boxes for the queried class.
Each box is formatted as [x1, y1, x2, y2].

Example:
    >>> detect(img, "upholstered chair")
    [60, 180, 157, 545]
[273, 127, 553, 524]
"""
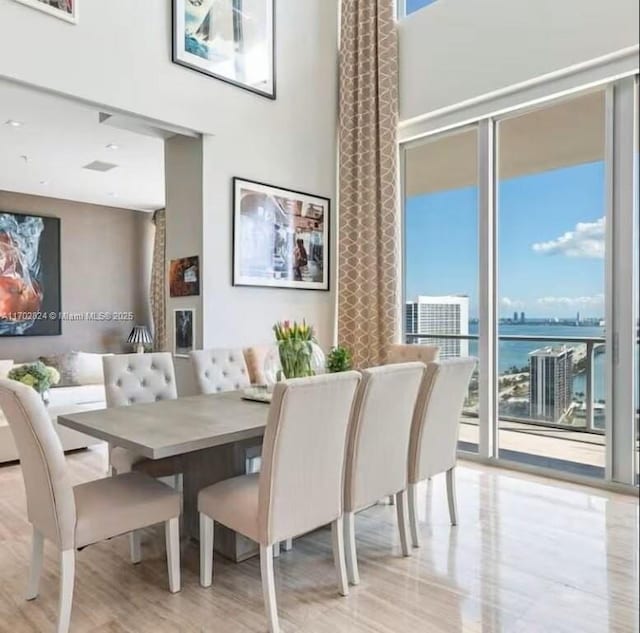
[0, 379, 181, 633]
[190, 348, 251, 395]
[102, 352, 182, 562]
[189, 347, 263, 492]
[383, 345, 440, 505]
[343, 362, 425, 586]
[243, 345, 271, 386]
[198, 371, 361, 633]
[386, 343, 440, 364]
[407, 358, 476, 547]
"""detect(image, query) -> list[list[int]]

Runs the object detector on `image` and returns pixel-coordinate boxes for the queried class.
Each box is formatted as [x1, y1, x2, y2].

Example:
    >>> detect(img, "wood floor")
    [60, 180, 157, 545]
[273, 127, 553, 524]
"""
[0, 446, 638, 633]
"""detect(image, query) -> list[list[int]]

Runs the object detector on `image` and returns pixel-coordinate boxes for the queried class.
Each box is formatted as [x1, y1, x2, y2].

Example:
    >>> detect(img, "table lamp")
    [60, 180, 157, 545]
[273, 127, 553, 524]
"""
[127, 325, 152, 354]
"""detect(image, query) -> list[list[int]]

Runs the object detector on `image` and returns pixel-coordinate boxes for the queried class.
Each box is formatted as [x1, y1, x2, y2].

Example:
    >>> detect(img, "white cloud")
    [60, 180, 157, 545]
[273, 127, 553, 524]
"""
[536, 294, 604, 307]
[501, 297, 524, 309]
[532, 217, 605, 259]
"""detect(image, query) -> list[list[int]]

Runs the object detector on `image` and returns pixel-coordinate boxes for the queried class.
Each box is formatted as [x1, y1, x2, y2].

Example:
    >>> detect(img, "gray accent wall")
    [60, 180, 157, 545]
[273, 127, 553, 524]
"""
[0, 190, 153, 362]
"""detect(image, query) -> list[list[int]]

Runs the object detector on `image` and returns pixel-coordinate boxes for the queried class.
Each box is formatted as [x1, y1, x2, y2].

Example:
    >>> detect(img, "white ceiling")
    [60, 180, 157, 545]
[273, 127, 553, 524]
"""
[0, 80, 165, 212]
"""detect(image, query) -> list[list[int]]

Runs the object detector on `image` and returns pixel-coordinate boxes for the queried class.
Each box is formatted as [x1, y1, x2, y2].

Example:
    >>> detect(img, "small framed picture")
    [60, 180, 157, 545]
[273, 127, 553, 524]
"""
[233, 178, 330, 291]
[173, 309, 195, 357]
[169, 256, 200, 297]
[13, 0, 78, 24]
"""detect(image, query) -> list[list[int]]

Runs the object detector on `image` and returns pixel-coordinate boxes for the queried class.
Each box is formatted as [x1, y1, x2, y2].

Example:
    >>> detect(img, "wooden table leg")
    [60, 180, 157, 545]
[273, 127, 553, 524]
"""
[182, 438, 263, 563]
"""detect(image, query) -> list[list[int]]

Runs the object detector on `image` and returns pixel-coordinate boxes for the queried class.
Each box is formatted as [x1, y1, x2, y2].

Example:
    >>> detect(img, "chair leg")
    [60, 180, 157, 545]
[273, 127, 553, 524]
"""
[26, 527, 44, 600]
[446, 467, 458, 526]
[199, 513, 214, 588]
[344, 511, 359, 586]
[260, 545, 280, 633]
[395, 490, 411, 557]
[331, 518, 349, 597]
[57, 550, 75, 633]
[283, 538, 293, 552]
[129, 531, 142, 564]
[408, 483, 420, 549]
[165, 517, 181, 593]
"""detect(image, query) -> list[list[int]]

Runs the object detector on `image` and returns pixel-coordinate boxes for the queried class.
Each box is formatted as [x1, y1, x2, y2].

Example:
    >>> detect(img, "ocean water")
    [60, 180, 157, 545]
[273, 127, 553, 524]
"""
[466, 322, 606, 401]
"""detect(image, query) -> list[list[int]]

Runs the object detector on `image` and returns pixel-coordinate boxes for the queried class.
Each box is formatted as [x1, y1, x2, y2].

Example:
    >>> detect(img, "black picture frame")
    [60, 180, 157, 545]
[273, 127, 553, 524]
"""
[173, 308, 196, 357]
[0, 210, 62, 337]
[172, 0, 276, 100]
[232, 177, 330, 291]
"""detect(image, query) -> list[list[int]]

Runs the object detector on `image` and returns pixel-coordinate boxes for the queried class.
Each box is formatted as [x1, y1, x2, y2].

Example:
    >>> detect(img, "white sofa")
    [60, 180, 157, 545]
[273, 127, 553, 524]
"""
[0, 353, 107, 464]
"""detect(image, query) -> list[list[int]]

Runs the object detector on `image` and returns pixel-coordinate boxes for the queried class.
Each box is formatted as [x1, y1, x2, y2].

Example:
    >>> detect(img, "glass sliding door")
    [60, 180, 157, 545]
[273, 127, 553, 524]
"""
[403, 127, 480, 451]
[495, 90, 607, 477]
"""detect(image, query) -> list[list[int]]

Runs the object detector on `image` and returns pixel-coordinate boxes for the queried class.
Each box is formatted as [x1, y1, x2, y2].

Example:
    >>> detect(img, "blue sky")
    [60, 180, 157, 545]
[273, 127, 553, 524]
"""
[405, 161, 606, 319]
[406, 0, 437, 14]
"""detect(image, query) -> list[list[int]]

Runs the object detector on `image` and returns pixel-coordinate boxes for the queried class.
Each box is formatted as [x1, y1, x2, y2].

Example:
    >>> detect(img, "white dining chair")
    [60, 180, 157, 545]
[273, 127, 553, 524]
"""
[383, 344, 439, 506]
[189, 348, 251, 394]
[387, 343, 440, 364]
[343, 362, 425, 585]
[0, 379, 181, 633]
[407, 358, 476, 547]
[198, 371, 361, 633]
[103, 352, 183, 562]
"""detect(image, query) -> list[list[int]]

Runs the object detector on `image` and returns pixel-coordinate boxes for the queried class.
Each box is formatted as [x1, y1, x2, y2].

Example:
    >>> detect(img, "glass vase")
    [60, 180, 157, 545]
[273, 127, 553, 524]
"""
[263, 342, 326, 390]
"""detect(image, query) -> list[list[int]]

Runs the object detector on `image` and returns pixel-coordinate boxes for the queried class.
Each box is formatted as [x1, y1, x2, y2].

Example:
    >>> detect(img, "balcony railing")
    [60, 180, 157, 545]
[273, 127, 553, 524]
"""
[405, 332, 606, 434]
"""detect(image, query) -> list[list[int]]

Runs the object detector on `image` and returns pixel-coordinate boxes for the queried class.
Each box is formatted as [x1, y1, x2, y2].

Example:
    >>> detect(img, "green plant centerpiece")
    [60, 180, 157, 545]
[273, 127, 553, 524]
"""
[273, 320, 318, 380]
[8, 361, 60, 404]
[326, 345, 353, 373]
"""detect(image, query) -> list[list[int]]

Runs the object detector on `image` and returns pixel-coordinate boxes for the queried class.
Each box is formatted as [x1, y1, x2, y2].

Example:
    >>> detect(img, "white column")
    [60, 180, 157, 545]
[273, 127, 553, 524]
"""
[605, 77, 639, 485]
[478, 119, 497, 459]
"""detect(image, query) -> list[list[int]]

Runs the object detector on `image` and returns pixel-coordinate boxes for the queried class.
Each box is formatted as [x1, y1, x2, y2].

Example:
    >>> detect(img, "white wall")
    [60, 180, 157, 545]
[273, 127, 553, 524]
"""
[0, 0, 339, 352]
[399, 0, 640, 121]
[164, 136, 203, 395]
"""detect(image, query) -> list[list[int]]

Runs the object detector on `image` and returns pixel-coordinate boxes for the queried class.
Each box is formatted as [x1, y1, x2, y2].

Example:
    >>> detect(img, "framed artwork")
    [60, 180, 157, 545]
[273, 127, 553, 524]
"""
[172, 0, 275, 99]
[169, 256, 200, 297]
[0, 211, 61, 336]
[173, 308, 195, 357]
[13, 0, 78, 23]
[233, 178, 330, 291]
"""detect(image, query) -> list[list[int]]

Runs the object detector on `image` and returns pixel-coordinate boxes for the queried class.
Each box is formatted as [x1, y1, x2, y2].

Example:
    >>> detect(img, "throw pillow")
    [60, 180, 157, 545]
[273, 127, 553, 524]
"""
[39, 352, 80, 387]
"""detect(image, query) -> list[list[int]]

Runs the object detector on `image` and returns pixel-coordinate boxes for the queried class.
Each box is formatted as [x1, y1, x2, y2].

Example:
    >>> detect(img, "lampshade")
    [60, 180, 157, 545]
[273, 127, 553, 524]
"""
[127, 325, 152, 345]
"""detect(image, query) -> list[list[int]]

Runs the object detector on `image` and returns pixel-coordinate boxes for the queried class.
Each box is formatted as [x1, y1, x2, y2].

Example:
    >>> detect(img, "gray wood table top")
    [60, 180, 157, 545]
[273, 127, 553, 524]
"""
[57, 392, 269, 460]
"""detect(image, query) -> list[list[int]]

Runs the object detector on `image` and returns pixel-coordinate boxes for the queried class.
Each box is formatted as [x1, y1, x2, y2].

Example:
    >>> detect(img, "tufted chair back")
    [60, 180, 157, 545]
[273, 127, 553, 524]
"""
[0, 379, 76, 550]
[102, 353, 178, 407]
[190, 348, 251, 395]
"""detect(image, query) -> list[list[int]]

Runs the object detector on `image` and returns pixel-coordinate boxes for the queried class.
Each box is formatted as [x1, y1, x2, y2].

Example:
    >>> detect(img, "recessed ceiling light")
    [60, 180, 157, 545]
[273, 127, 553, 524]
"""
[107, 192, 118, 197]
[5, 119, 24, 127]
[105, 143, 120, 150]
[39, 180, 49, 185]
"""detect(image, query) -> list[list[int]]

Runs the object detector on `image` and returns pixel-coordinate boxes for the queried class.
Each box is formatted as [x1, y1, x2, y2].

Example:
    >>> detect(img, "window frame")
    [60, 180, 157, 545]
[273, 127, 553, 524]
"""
[399, 75, 639, 489]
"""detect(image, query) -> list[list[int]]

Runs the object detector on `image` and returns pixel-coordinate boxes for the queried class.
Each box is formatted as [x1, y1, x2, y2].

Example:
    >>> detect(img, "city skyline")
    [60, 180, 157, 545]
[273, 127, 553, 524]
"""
[405, 160, 606, 320]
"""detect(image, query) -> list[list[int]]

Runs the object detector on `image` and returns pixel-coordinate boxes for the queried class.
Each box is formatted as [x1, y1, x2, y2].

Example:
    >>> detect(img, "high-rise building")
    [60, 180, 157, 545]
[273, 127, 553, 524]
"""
[513, 311, 518, 322]
[405, 295, 469, 358]
[529, 346, 574, 422]
[520, 311, 526, 323]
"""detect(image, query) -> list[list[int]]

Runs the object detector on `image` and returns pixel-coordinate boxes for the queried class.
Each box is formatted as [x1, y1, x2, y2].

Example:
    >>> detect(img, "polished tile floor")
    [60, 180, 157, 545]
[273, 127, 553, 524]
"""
[0, 447, 637, 633]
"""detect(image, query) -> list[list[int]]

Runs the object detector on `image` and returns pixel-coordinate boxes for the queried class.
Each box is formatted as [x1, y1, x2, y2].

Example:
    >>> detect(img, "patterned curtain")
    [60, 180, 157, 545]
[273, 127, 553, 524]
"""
[150, 209, 168, 351]
[338, 0, 400, 368]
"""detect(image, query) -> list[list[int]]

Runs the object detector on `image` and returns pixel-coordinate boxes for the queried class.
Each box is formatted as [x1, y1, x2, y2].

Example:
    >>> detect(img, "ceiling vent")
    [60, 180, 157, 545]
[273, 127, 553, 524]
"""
[83, 160, 118, 172]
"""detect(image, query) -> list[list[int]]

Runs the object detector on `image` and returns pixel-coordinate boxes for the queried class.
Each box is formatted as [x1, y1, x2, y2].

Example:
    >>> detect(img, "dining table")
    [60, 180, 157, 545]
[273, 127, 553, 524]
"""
[58, 391, 269, 563]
